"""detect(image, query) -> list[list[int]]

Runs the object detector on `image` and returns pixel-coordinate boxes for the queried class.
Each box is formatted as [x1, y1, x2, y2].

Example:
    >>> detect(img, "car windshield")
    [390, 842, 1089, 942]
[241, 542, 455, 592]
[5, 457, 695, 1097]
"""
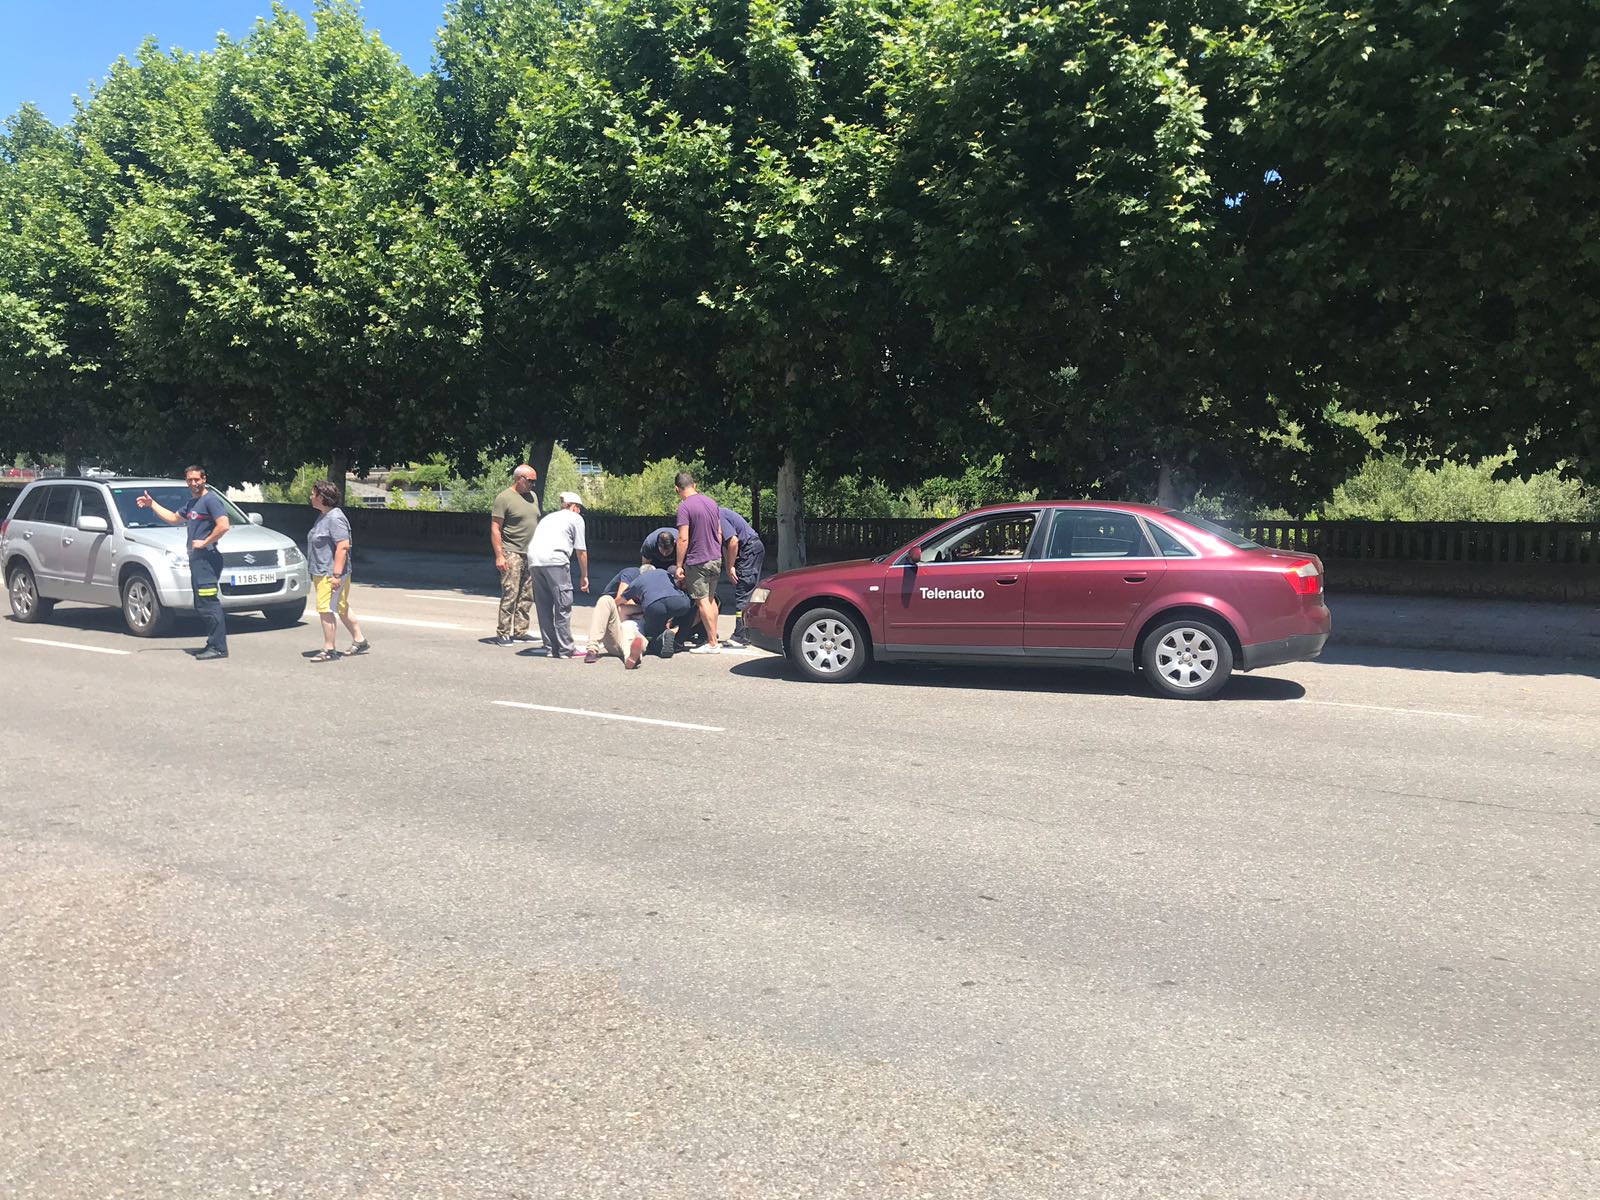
[110, 485, 252, 530]
[1165, 511, 1262, 550]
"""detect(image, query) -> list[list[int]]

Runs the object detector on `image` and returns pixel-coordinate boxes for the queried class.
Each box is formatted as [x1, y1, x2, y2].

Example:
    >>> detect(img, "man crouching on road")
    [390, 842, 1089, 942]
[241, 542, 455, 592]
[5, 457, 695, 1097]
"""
[528, 491, 589, 659]
[490, 464, 540, 646]
[136, 465, 230, 660]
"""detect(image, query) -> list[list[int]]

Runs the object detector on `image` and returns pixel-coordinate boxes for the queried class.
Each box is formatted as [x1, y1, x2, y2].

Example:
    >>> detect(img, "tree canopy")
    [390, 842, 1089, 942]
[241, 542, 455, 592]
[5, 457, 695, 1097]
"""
[0, 0, 1593, 505]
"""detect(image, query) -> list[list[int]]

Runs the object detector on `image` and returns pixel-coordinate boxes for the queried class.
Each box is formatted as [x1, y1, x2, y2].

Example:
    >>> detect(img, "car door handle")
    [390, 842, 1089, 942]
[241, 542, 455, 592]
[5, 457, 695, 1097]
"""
[1123, 573, 1148, 583]
[995, 575, 1020, 585]
[62, 537, 74, 546]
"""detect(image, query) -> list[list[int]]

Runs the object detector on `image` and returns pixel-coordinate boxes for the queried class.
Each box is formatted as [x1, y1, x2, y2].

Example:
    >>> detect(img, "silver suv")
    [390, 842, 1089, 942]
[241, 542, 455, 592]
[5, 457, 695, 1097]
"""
[2, 478, 310, 635]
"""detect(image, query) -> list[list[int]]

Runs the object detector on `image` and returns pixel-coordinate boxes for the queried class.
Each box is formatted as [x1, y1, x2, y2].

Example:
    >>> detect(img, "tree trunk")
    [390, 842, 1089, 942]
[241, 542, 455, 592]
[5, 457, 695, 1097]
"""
[1156, 458, 1182, 510]
[749, 473, 762, 536]
[777, 451, 806, 571]
[529, 438, 555, 511]
[330, 449, 349, 503]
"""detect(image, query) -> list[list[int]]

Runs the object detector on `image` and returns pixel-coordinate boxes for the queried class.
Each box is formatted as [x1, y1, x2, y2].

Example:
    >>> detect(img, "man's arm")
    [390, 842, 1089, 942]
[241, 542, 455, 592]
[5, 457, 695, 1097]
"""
[576, 548, 589, 593]
[724, 532, 739, 582]
[490, 515, 507, 572]
[195, 511, 230, 551]
[675, 522, 689, 579]
[138, 490, 182, 526]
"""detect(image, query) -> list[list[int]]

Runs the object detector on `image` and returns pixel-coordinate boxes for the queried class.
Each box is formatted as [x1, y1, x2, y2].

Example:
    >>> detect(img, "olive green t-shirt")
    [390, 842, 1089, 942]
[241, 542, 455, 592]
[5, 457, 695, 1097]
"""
[492, 486, 541, 554]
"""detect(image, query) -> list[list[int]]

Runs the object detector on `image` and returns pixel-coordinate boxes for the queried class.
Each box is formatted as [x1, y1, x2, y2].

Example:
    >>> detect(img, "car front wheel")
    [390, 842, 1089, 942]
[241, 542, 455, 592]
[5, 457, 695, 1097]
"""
[787, 606, 869, 683]
[260, 599, 307, 628]
[7, 562, 54, 623]
[121, 571, 170, 637]
[1140, 618, 1234, 700]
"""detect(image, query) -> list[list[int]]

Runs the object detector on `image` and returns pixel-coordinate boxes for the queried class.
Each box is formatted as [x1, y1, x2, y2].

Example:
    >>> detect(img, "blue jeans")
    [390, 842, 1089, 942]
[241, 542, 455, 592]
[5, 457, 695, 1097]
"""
[190, 552, 228, 654]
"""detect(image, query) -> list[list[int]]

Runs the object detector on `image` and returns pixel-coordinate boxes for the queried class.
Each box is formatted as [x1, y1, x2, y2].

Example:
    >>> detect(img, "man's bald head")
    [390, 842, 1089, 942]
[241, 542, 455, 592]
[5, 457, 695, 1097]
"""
[513, 464, 537, 492]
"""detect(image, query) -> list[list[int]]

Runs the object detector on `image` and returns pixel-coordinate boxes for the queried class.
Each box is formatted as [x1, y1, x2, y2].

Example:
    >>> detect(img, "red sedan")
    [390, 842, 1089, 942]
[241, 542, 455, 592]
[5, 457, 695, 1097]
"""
[742, 503, 1331, 699]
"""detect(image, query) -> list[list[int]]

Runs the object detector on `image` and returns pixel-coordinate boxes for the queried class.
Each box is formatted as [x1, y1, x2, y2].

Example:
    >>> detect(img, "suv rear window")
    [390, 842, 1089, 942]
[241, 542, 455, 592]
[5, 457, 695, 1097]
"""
[38, 485, 76, 526]
[109, 486, 251, 530]
[9, 487, 44, 521]
[1164, 511, 1262, 550]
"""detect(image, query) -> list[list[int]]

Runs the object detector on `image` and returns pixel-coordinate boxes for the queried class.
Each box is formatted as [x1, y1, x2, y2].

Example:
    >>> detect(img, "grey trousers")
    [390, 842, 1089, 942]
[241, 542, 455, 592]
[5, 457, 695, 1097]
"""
[531, 561, 576, 657]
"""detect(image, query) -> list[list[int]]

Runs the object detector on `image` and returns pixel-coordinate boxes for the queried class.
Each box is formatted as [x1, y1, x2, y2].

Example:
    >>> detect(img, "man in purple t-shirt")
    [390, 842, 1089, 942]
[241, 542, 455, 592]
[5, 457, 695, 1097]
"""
[672, 470, 724, 653]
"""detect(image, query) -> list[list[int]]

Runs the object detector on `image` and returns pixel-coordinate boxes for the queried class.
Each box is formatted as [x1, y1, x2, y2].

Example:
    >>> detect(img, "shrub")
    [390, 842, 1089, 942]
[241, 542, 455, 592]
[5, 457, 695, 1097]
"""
[1324, 456, 1599, 521]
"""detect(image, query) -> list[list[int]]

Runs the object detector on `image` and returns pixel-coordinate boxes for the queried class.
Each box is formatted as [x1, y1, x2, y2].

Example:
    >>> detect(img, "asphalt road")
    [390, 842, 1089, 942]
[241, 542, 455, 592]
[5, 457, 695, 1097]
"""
[3, 580, 1597, 1199]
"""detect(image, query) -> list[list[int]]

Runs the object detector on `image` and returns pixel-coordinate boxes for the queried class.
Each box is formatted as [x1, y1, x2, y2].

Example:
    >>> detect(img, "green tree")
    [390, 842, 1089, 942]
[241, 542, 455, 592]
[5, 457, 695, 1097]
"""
[1257, 0, 1600, 482]
[101, 1, 483, 486]
[0, 105, 128, 472]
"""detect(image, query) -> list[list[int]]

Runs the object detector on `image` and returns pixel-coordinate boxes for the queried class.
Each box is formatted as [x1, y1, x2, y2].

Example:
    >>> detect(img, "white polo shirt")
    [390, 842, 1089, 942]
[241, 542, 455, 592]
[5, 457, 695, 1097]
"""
[527, 509, 586, 566]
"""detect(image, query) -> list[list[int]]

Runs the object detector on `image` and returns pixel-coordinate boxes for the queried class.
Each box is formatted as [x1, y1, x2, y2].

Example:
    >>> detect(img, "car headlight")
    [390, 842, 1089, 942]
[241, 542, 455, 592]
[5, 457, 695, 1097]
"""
[282, 546, 304, 566]
[165, 551, 190, 571]
[750, 587, 770, 605]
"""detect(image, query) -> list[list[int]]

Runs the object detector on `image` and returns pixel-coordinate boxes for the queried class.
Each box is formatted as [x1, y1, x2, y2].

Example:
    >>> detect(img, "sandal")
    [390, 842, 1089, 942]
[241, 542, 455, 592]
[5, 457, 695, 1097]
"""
[346, 640, 370, 655]
[309, 649, 340, 663]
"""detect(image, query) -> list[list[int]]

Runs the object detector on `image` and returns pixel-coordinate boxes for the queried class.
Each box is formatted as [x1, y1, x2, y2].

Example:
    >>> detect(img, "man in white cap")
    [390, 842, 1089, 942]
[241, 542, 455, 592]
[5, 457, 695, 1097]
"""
[489, 463, 540, 646]
[527, 491, 590, 659]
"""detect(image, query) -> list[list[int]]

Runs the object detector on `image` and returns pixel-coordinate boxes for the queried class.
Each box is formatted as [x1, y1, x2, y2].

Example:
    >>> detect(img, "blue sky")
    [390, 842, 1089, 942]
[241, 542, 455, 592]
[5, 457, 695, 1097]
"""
[2, 1, 445, 126]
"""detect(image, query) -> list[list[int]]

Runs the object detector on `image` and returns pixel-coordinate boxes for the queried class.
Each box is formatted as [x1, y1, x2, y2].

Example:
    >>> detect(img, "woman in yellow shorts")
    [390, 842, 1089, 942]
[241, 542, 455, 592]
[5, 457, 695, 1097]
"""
[306, 480, 368, 663]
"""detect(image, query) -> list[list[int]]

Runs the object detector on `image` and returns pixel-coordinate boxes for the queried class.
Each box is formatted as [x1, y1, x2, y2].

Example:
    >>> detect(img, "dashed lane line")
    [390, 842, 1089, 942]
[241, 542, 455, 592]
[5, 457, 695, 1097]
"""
[492, 700, 724, 732]
[12, 637, 133, 656]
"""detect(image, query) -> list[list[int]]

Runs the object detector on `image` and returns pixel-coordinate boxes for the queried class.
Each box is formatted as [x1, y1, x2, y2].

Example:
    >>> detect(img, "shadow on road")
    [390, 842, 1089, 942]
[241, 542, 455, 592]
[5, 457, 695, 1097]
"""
[1318, 644, 1600, 679]
[728, 653, 1308, 702]
[5, 606, 300, 646]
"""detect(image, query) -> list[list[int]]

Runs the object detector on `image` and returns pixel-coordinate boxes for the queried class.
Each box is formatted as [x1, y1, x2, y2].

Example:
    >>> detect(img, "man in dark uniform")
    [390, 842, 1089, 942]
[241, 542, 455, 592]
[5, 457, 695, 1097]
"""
[640, 526, 677, 568]
[718, 505, 764, 647]
[137, 465, 231, 660]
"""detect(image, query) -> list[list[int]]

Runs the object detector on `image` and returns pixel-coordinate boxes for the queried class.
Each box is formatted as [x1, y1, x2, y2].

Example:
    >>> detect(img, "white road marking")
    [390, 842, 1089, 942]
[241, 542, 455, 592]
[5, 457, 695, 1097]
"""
[492, 700, 724, 732]
[358, 614, 468, 630]
[13, 637, 132, 656]
[403, 593, 500, 606]
[1297, 699, 1480, 720]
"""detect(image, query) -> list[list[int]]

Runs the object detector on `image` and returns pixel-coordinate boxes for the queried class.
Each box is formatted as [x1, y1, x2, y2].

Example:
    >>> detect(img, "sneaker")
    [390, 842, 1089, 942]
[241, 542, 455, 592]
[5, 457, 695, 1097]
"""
[726, 631, 750, 648]
[688, 643, 723, 655]
[583, 650, 600, 664]
[512, 633, 538, 642]
[194, 648, 229, 661]
[656, 630, 676, 659]
[625, 635, 646, 669]
[492, 635, 515, 647]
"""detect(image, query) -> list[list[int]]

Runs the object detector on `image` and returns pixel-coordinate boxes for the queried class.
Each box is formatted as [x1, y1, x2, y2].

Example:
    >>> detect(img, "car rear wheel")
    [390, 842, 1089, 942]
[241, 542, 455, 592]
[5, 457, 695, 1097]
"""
[1140, 618, 1234, 700]
[260, 599, 307, 628]
[121, 571, 170, 637]
[787, 606, 868, 683]
[7, 563, 53, 623]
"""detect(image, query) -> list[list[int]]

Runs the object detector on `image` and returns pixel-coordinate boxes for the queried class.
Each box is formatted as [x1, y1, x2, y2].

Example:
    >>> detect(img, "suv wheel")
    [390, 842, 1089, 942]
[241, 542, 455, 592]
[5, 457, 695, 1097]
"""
[260, 599, 307, 628]
[1140, 618, 1234, 700]
[787, 606, 869, 683]
[7, 562, 53, 623]
[122, 570, 170, 637]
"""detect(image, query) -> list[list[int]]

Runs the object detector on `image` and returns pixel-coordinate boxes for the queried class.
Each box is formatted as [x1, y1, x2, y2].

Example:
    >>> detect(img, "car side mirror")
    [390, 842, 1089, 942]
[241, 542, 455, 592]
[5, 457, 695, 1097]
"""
[77, 514, 109, 534]
[248, 512, 264, 526]
[906, 545, 922, 566]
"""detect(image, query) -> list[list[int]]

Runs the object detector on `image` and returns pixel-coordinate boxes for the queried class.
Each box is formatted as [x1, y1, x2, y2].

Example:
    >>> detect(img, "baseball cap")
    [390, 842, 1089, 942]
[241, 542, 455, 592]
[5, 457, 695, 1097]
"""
[559, 491, 584, 508]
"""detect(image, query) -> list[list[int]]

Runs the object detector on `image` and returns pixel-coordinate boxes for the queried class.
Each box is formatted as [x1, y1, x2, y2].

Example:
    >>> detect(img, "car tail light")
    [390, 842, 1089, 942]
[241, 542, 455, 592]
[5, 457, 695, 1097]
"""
[1284, 559, 1322, 595]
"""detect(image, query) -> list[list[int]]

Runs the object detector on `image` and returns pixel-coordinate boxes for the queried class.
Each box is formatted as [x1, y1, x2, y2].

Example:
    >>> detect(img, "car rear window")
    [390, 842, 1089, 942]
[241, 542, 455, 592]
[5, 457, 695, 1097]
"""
[1164, 511, 1262, 550]
[1044, 510, 1153, 559]
[38, 485, 76, 526]
[110, 486, 251, 530]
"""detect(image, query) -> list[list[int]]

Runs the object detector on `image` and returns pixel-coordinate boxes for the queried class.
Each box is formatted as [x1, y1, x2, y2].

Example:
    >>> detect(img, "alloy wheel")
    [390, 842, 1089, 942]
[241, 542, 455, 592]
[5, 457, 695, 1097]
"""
[799, 616, 857, 676]
[1154, 626, 1219, 690]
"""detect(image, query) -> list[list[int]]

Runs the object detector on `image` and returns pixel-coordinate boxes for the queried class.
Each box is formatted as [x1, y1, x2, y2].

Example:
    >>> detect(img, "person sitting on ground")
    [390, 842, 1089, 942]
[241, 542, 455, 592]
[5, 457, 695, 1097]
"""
[583, 564, 654, 664]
